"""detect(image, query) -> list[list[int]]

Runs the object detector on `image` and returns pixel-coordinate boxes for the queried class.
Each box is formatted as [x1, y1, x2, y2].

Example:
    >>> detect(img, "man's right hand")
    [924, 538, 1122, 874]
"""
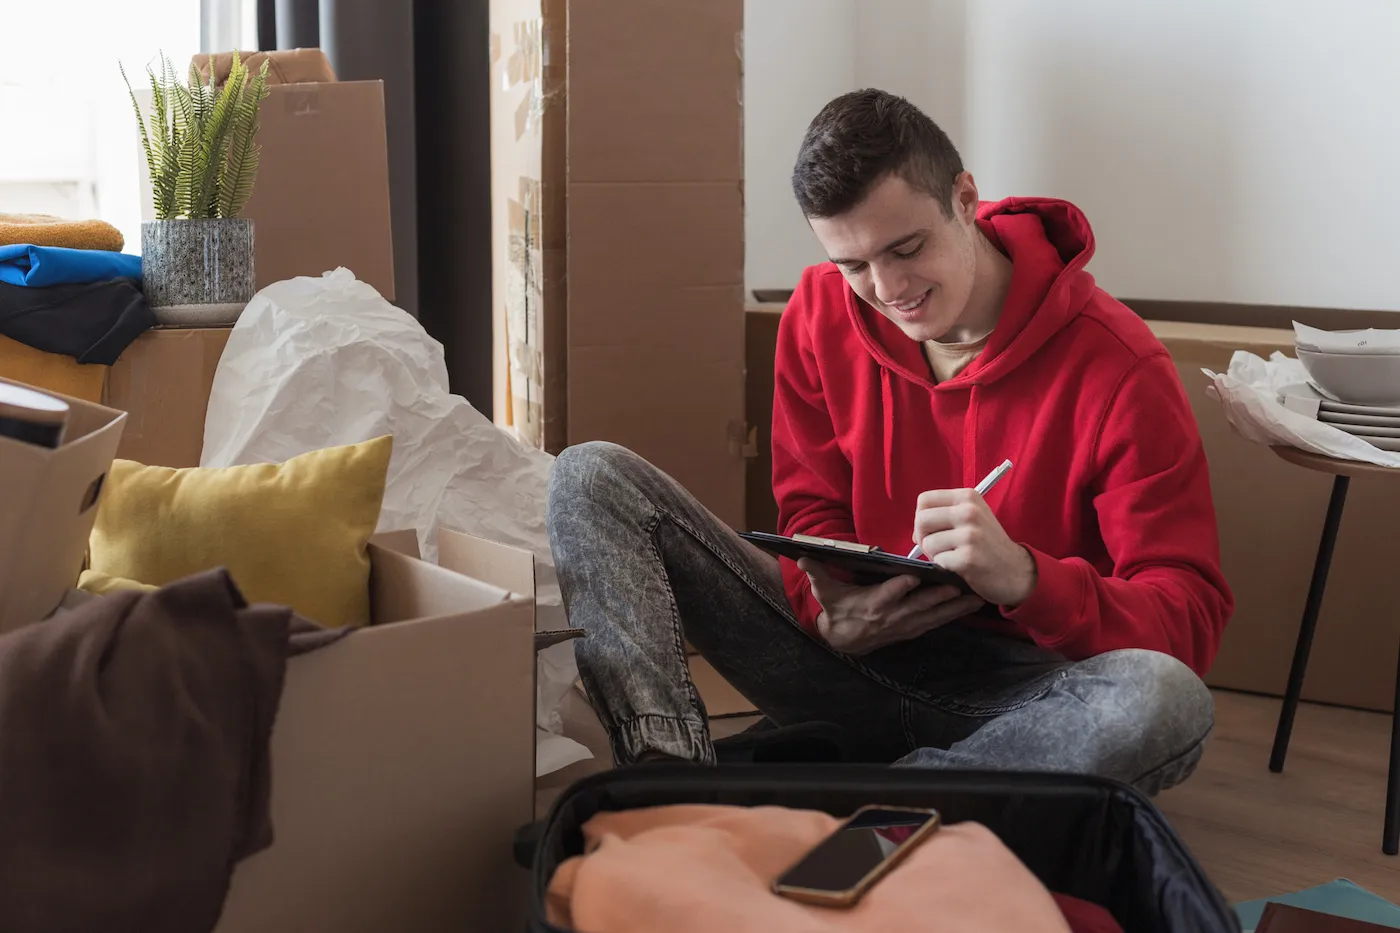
[799, 558, 985, 655]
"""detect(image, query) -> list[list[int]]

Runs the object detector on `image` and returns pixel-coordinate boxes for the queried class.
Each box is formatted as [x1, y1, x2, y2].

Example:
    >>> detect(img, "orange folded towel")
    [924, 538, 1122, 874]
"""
[546, 804, 1121, 933]
[0, 214, 125, 252]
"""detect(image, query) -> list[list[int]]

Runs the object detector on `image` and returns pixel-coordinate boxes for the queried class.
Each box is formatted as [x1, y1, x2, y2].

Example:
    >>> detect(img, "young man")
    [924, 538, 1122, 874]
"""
[547, 89, 1232, 794]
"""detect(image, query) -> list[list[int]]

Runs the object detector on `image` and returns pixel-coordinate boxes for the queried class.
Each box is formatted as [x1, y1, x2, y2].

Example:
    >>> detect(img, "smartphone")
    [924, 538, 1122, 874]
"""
[772, 805, 941, 908]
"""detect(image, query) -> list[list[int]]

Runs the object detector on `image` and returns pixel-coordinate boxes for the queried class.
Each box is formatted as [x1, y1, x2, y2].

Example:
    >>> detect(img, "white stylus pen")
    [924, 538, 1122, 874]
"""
[907, 459, 1015, 560]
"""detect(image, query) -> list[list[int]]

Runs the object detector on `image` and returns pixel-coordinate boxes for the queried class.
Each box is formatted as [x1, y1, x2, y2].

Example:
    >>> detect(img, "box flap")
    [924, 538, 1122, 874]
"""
[535, 628, 584, 649]
[436, 527, 535, 597]
[369, 542, 519, 622]
[369, 529, 421, 559]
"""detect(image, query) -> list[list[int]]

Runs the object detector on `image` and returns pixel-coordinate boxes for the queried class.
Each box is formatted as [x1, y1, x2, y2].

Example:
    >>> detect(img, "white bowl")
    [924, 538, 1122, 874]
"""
[1297, 347, 1400, 405]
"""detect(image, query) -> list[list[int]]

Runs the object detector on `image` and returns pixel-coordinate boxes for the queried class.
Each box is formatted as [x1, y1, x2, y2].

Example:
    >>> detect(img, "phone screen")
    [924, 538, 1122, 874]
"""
[775, 808, 938, 893]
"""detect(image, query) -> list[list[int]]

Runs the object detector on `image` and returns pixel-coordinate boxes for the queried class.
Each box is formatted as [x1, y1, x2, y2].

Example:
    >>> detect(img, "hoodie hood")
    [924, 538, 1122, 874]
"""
[848, 197, 1100, 391]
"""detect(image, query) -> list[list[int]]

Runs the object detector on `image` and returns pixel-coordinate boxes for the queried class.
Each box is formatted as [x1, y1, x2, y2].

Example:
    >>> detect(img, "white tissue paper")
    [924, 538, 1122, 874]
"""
[1203, 350, 1400, 468]
[1293, 321, 1400, 354]
[201, 268, 592, 776]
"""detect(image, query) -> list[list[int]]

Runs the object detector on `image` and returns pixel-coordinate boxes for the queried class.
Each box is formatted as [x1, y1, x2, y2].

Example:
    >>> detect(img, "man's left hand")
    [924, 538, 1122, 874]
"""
[913, 488, 1037, 607]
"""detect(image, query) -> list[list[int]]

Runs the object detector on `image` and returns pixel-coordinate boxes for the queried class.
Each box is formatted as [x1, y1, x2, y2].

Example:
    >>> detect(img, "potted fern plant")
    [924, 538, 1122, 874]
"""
[123, 52, 270, 319]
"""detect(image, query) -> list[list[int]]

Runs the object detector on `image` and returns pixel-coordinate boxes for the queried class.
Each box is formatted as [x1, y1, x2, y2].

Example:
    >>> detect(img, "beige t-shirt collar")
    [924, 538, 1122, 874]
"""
[923, 333, 990, 383]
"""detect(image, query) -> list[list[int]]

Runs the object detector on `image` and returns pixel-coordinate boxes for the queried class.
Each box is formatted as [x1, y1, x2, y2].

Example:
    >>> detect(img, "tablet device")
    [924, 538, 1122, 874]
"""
[740, 531, 971, 592]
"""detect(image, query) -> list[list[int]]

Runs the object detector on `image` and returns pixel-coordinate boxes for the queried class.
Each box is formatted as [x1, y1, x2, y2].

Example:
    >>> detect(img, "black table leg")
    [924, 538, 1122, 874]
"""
[1385, 641, 1400, 855]
[1270, 474, 1350, 773]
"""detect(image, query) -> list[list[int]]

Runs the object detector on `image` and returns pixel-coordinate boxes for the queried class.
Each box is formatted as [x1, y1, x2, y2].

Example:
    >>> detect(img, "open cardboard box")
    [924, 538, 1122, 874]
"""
[216, 527, 568, 933]
[0, 378, 126, 633]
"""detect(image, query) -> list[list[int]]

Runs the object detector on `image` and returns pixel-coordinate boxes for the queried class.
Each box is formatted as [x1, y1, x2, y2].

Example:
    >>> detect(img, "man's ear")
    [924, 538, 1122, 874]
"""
[952, 171, 979, 223]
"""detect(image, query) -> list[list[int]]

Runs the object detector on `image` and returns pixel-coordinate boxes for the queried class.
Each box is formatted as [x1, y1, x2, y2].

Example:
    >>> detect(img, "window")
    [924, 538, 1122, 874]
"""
[0, 0, 254, 253]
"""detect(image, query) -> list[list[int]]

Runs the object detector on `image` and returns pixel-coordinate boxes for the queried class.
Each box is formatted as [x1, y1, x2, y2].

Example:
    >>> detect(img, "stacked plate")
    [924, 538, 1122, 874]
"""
[1280, 383, 1400, 451]
[1314, 398, 1400, 452]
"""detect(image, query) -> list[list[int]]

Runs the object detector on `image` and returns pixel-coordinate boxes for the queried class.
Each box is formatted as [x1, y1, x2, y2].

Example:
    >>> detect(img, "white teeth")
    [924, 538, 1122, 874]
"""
[893, 291, 928, 313]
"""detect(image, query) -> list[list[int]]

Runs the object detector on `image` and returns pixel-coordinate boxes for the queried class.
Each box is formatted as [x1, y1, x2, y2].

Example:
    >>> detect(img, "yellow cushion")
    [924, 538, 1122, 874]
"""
[77, 570, 159, 595]
[88, 436, 392, 626]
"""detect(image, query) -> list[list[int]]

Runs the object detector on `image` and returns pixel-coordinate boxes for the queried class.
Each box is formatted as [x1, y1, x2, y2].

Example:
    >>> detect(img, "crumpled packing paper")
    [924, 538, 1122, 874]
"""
[1203, 350, 1400, 469]
[201, 268, 591, 776]
[1294, 320, 1400, 354]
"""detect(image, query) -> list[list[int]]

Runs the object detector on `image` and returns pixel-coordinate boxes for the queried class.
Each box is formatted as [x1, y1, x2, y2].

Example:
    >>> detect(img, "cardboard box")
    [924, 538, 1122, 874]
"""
[102, 327, 232, 468]
[138, 78, 395, 299]
[240, 80, 395, 298]
[216, 528, 553, 933]
[743, 310, 1400, 711]
[745, 302, 785, 534]
[0, 379, 126, 632]
[489, 0, 748, 528]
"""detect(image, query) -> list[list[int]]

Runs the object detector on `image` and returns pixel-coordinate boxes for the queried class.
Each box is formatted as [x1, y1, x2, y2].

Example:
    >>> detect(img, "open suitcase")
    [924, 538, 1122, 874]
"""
[518, 765, 1240, 933]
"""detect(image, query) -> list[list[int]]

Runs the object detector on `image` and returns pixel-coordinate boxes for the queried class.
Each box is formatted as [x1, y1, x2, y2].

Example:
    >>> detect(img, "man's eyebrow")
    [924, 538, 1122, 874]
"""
[829, 231, 924, 266]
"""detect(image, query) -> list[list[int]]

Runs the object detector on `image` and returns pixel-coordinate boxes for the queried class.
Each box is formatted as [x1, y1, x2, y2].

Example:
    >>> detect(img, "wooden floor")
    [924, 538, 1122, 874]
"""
[1157, 690, 1400, 902]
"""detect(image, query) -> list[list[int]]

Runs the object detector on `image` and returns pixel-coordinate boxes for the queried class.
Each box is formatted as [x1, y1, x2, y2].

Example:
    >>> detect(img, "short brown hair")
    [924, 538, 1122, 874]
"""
[791, 89, 964, 219]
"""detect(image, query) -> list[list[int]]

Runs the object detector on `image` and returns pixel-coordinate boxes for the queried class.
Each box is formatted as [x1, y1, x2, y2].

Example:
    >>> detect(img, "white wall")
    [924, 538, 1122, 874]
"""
[744, 0, 966, 292]
[744, 0, 857, 292]
[745, 0, 1400, 311]
[0, 0, 202, 253]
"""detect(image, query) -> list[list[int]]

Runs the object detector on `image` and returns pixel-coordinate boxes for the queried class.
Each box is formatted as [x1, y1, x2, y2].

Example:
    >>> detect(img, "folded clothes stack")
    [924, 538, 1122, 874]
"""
[0, 216, 157, 401]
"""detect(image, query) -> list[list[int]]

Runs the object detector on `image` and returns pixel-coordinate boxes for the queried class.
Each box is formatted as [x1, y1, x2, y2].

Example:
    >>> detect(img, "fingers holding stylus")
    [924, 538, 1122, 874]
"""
[912, 488, 1038, 608]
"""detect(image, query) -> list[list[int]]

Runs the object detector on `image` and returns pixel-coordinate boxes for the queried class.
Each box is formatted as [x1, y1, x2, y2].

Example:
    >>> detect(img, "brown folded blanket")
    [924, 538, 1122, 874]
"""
[0, 569, 345, 933]
[0, 213, 124, 252]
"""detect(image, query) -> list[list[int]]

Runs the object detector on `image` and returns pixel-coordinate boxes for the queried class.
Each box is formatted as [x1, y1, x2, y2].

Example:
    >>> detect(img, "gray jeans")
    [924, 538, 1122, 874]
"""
[547, 442, 1213, 796]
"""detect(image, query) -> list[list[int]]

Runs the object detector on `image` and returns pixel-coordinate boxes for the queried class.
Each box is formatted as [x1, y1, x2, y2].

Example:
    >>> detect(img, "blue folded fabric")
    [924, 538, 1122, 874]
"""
[0, 244, 142, 288]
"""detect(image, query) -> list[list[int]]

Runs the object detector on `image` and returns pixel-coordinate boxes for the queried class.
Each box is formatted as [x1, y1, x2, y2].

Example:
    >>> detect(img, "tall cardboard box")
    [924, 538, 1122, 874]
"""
[0, 380, 126, 632]
[240, 80, 395, 298]
[490, 0, 747, 527]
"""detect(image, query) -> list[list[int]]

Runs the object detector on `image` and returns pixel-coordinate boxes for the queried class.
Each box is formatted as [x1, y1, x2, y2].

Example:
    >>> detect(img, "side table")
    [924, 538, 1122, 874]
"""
[1268, 445, 1400, 855]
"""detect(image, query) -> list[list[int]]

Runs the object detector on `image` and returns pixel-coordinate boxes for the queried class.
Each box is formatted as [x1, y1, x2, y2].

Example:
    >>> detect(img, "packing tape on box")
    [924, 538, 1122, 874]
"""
[512, 393, 545, 449]
[490, 31, 501, 65]
[510, 340, 544, 386]
[504, 193, 546, 449]
[518, 175, 543, 216]
[505, 19, 541, 89]
[504, 18, 546, 140]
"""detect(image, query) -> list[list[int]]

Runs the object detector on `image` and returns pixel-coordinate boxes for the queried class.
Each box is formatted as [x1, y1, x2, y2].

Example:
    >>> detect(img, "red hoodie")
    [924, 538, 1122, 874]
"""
[771, 197, 1232, 674]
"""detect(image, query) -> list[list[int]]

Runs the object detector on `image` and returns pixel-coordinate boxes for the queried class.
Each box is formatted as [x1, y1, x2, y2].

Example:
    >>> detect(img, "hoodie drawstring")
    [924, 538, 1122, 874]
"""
[963, 386, 980, 488]
[881, 367, 896, 501]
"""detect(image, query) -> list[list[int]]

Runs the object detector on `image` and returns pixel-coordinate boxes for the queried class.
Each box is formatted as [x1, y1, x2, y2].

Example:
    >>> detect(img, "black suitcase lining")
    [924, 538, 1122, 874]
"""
[528, 766, 1239, 933]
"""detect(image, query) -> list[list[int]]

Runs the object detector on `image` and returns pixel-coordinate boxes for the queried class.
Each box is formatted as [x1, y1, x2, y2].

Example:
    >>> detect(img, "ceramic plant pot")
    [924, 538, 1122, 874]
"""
[140, 218, 255, 322]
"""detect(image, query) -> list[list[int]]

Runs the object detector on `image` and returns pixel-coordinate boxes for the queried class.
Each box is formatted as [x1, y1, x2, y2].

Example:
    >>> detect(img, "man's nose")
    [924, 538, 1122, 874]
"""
[871, 262, 906, 306]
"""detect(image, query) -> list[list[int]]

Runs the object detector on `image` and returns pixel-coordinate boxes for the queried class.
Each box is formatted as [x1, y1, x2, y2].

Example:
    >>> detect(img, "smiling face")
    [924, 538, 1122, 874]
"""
[809, 171, 982, 343]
